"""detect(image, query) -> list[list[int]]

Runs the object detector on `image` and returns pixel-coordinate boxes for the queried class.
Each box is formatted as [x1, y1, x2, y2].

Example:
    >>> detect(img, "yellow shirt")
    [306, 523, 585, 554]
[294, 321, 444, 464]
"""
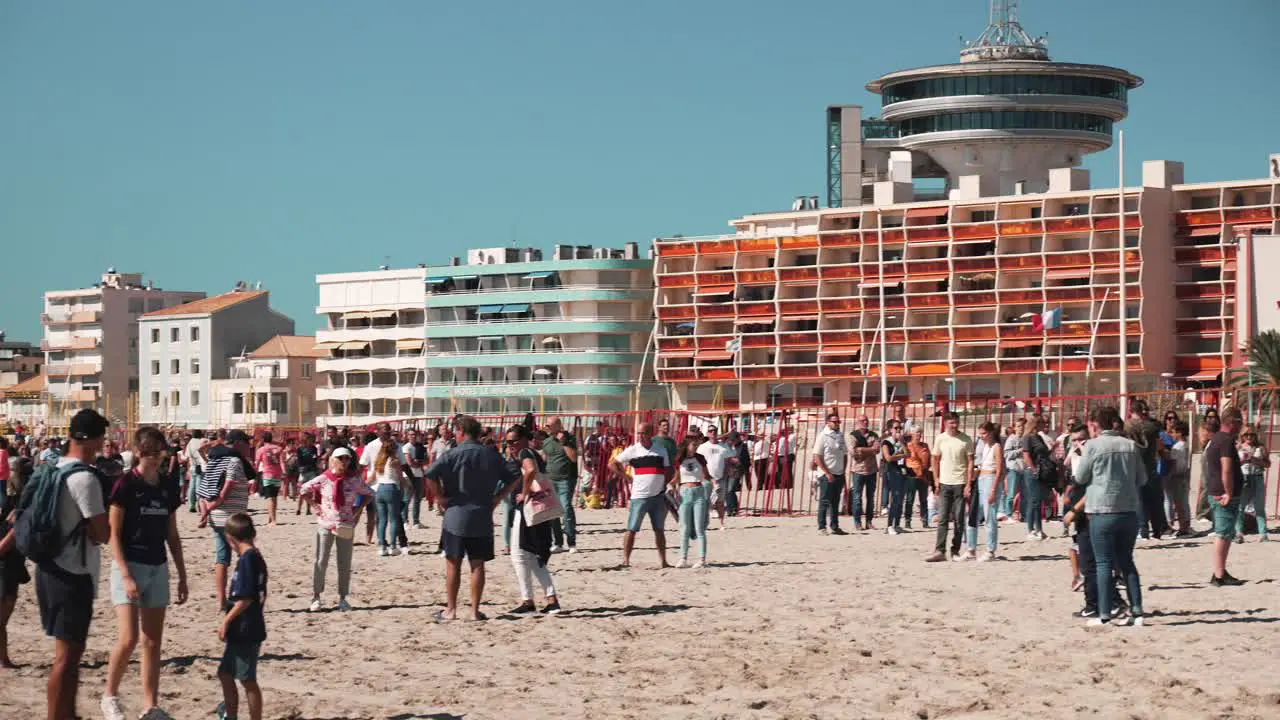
[934, 431, 974, 486]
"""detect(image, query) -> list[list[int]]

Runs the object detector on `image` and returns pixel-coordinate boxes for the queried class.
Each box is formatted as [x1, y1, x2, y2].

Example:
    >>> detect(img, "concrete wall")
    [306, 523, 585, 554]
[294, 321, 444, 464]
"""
[1137, 186, 1176, 376]
[1248, 235, 1280, 336]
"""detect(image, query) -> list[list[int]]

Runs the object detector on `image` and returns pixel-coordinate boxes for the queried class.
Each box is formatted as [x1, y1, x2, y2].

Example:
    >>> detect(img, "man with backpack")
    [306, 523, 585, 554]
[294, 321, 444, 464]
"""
[17, 409, 110, 720]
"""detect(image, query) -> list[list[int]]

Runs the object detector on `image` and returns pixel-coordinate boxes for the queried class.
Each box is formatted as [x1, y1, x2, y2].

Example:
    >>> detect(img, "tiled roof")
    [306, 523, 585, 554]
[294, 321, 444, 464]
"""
[248, 335, 325, 359]
[141, 290, 265, 318]
[0, 373, 46, 397]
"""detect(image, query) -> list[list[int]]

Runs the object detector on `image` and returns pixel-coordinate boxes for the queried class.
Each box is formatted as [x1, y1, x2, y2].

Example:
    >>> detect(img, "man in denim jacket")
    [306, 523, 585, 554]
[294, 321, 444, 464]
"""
[1072, 406, 1146, 626]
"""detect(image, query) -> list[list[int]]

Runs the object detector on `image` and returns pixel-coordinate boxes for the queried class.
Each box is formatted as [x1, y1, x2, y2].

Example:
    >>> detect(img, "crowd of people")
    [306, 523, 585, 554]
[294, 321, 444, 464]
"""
[0, 398, 1271, 718]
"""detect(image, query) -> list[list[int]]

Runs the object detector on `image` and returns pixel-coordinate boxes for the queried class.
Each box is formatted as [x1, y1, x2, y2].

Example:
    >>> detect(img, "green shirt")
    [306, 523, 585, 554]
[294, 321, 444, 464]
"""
[543, 435, 577, 481]
[652, 436, 678, 470]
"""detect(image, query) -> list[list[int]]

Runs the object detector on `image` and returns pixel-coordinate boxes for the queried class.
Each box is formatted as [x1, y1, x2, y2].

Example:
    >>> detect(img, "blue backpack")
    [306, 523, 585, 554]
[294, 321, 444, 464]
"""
[14, 459, 91, 565]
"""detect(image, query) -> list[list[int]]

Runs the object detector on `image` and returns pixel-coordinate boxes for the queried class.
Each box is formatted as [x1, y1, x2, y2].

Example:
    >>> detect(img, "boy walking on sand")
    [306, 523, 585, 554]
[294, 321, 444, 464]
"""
[216, 513, 268, 720]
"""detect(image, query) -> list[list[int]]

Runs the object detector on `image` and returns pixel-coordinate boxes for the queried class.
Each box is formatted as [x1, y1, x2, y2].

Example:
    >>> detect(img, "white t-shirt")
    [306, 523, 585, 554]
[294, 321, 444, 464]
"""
[614, 442, 670, 500]
[360, 438, 406, 483]
[751, 439, 769, 461]
[185, 438, 207, 472]
[52, 458, 106, 590]
[697, 441, 732, 481]
[678, 458, 705, 485]
[811, 428, 848, 475]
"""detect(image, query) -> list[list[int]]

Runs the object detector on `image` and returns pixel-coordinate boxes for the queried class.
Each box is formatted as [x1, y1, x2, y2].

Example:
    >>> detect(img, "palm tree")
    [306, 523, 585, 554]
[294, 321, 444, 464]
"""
[1225, 329, 1280, 420]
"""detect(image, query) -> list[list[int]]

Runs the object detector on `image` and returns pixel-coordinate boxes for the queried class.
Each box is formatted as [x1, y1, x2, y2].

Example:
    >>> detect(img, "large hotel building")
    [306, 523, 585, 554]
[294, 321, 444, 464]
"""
[652, 6, 1278, 411]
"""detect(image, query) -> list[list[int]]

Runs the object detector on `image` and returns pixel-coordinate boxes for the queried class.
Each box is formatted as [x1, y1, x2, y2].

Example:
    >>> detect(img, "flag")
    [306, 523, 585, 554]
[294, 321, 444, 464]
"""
[725, 337, 742, 353]
[1031, 307, 1061, 332]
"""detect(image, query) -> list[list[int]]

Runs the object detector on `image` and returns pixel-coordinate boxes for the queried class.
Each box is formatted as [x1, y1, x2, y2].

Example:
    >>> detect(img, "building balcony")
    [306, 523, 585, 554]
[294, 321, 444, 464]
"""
[907, 226, 949, 242]
[1175, 283, 1226, 300]
[1175, 318, 1228, 335]
[952, 223, 997, 241]
[1092, 215, 1141, 232]
[1044, 217, 1092, 234]
[780, 235, 820, 251]
[952, 291, 997, 307]
[778, 266, 820, 284]
[697, 271, 736, 285]
[998, 220, 1044, 237]
[316, 326, 425, 344]
[316, 354, 425, 373]
[821, 232, 861, 248]
[656, 274, 697, 288]
[1091, 249, 1141, 267]
[44, 362, 101, 377]
[1174, 246, 1226, 264]
[821, 265, 861, 280]
[778, 299, 820, 315]
[1176, 211, 1222, 227]
[951, 256, 997, 273]
[738, 236, 779, 253]
[880, 228, 906, 243]
[41, 337, 99, 352]
[1223, 206, 1274, 224]
[41, 310, 101, 325]
[736, 269, 778, 285]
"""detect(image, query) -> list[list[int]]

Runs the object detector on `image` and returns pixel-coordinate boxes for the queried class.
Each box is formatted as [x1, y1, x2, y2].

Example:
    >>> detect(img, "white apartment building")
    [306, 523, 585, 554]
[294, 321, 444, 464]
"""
[314, 268, 427, 425]
[210, 335, 323, 428]
[139, 289, 294, 427]
[43, 270, 204, 428]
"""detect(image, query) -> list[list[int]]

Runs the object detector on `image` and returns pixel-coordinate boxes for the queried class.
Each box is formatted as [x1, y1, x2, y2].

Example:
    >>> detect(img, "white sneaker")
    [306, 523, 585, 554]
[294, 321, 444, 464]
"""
[552, 545, 566, 554]
[101, 695, 127, 720]
[139, 708, 175, 720]
[675, 558, 689, 569]
[438, 549, 447, 557]
[568, 547, 579, 554]
[338, 598, 353, 612]
[693, 559, 706, 569]
[308, 597, 322, 612]
[977, 552, 994, 562]
[951, 554, 964, 562]
[885, 527, 892, 535]
[399, 546, 411, 557]
[1086, 618, 1110, 627]
[377, 546, 388, 557]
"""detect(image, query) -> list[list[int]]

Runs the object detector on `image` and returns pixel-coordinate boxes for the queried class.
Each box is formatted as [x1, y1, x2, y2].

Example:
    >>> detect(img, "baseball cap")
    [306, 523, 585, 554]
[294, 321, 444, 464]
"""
[68, 409, 109, 441]
[331, 447, 354, 460]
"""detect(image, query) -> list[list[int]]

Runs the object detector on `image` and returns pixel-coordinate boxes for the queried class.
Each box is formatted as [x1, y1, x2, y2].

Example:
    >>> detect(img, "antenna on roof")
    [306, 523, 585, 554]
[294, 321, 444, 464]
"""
[960, 0, 1048, 62]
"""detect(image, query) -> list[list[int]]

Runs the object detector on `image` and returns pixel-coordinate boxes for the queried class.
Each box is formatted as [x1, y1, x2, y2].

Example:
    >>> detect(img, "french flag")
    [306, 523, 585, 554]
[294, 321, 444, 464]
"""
[1031, 307, 1062, 333]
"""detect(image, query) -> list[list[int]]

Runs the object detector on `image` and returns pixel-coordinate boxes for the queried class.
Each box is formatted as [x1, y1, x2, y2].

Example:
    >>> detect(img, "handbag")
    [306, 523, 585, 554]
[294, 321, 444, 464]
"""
[522, 470, 563, 526]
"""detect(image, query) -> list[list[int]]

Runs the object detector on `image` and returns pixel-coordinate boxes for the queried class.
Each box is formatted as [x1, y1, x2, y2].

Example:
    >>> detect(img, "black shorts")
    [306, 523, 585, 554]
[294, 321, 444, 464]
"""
[35, 564, 95, 644]
[1, 558, 31, 599]
[258, 483, 280, 500]
[441, 530, 494, 563]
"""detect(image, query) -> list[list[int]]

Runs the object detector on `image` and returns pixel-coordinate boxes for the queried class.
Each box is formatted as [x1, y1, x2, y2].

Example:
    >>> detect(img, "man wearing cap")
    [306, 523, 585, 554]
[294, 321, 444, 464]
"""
[39, 409, 110, 720]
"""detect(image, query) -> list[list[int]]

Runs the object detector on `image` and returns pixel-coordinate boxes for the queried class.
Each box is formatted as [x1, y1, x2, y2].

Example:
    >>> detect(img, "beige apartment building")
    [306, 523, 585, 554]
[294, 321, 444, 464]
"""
[210, 335, 324, 428]
[42, 270, 204, 428]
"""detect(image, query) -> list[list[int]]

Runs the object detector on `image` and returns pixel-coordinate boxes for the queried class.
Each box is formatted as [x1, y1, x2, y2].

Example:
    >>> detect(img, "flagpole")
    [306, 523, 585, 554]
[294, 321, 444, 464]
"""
[1118, 129, 1128, 415]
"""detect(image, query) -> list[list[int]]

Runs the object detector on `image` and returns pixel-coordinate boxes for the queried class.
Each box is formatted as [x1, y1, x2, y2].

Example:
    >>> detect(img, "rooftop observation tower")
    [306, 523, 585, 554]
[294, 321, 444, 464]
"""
[860, 0, 1143, 198]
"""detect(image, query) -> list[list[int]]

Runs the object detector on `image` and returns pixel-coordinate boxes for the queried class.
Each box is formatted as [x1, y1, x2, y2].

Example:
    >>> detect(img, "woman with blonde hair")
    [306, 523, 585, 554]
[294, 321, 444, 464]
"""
[373, 439, 411, 556]
[1236, 429, 1270, 542]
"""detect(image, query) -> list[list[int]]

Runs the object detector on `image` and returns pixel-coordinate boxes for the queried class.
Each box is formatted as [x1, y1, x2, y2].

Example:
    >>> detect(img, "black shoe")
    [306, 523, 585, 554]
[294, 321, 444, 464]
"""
[509, 602, 537, 615]
[1210, 573, 1245, 587]
[1074, 607, 1099, 619]
[540, 601, 562, 615]
[831, 528, 848, 536]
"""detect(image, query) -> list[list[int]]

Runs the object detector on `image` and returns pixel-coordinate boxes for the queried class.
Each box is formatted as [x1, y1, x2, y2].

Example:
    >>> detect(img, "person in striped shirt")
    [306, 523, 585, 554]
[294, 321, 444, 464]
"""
[610, 423, 673, 569]
[201, 430, 253, 610]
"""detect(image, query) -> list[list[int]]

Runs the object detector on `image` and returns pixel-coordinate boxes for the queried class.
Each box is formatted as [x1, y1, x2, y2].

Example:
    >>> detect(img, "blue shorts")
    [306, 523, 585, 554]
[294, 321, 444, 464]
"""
[626, 495, 667, 533]
[1210, 496, 1239, 539]
[109, 561, 170, 608]
[212, 526, 231, 566]
[219, 641, 261, 682]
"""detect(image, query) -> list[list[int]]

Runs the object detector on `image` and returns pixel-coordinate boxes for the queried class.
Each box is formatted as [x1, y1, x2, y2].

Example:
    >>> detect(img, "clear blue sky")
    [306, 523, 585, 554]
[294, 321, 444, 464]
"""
[3, 0, 1277, 342]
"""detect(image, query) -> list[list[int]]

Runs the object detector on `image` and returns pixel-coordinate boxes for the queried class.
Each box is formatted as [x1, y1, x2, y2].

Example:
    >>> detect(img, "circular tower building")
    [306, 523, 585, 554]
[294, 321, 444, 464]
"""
[866, 0, 1142, 196]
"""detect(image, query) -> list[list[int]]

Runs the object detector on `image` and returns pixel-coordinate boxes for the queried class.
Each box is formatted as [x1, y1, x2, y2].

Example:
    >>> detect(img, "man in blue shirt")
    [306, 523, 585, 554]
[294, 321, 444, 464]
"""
[425, 416, 520, 622]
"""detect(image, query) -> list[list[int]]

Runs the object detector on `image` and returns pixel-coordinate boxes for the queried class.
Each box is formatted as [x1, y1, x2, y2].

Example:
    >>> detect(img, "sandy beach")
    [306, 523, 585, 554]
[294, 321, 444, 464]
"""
[2, 498, 1278, 720]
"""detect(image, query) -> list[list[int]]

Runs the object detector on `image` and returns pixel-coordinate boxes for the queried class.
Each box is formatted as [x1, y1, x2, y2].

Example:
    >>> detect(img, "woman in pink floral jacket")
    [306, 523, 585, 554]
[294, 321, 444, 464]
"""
[299, 447, 373, 612]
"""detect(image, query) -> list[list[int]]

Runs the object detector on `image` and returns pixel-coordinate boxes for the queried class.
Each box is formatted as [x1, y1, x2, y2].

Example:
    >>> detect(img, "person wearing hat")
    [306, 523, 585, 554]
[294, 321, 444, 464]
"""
[299, 446, 373, 612]
[39, 409, 110, 720]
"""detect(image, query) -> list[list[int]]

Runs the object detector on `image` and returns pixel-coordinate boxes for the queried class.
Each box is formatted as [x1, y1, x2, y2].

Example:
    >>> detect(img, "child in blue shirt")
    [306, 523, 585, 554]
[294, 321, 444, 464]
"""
[216, 513, 268, 720]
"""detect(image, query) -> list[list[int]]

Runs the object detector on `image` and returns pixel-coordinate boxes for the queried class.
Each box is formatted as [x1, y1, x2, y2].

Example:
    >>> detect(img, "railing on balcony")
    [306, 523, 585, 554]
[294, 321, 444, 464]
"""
[1223, 206, 1274, 224]
[1044, 217, 1092, 234]
[952, 223, 997, 241]
[656, 274, 697, 288]
[736, 269, 777, 285]
[1174, 246, 1226, 264]
[738, 237, 778, 253]
[1176, 210, 1223, 227]
[1175, 283, 1226, 300]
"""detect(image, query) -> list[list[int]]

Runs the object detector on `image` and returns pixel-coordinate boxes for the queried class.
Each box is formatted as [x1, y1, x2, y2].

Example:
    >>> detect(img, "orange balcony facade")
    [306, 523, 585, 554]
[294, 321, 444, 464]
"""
[1176, 318, 1228, 335]
[952, 223, 997, 241]
[1176, 284, 1226, 300]
[1176, 211, 1222, 227]
[1044, 217, 1092, 234]
[1223, 207, 1274, 224]
[1174, 246, 1226, 264]
[779, 266, 820, 283]
[656, 274, 697, 288]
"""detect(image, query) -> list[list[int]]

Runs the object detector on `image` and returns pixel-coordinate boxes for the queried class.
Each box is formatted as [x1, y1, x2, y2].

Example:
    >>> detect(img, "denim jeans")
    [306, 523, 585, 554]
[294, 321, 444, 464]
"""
[678, 484, 709, 560]
[934, 484, 966, 555]
[884, 466, 907, 529]
[500, 495, 518, 549]
[817, 474, 846, 531]
[187, 468, 202, 511]
[851, 473, 877, 525]
[1138, 473, 1168, 539]
[1237, 473, 1269, 537]
[903, 477, 929, 527]
[1089, 511, 1143, 619]
[403, 475, 425, 525]
[1001, 470, 1021, 518]
[550, 478, 578, 548]
[965, 474, 1001, 553]
[1022, 473, 1043, 534]
[375, 483, 404, 549]
[723, 472, 741, 516]
[1075, 520, 1124, 613]
[1164, 471, 1192, 533]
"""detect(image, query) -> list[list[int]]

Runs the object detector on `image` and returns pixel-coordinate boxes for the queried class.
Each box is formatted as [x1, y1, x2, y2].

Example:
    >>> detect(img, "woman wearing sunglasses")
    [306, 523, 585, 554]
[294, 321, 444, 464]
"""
[299, 447, 374, 612]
